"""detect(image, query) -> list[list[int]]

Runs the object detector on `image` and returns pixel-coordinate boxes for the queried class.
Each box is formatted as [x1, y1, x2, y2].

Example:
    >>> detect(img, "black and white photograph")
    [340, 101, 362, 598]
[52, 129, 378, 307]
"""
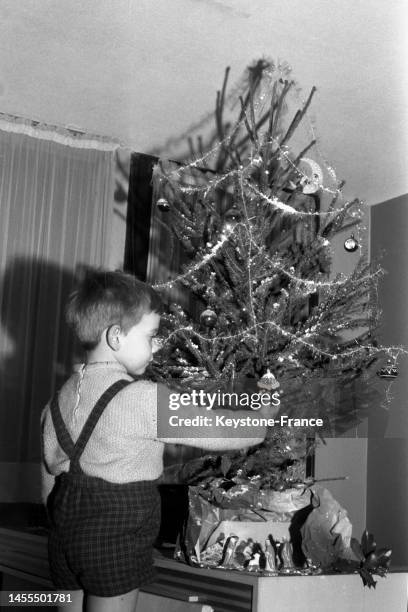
[0, 2, 407, 611]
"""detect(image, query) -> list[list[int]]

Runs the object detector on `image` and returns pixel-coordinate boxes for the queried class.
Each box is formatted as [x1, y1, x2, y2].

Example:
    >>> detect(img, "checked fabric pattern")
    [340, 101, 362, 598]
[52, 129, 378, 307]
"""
[47, 380, 161, 596]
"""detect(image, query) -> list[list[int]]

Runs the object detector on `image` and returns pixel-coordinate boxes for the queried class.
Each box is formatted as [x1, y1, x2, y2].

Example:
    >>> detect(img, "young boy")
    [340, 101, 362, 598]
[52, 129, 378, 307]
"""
[41, 269, 270, 612]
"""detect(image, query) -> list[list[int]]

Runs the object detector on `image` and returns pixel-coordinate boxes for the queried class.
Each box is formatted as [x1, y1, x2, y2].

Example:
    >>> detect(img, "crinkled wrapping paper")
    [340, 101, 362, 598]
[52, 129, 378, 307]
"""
[175, 487, 257, 564]
[259, 487, 311, 513]
[176, 482, 362, 573]
[175, 482, 312, 566]
[300, 485, 360, 567]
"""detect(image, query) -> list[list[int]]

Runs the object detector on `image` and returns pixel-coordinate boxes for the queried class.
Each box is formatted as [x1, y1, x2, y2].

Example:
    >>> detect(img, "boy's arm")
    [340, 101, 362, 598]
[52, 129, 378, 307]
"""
[156, 384, 275, 450]
[40, 407, 55, 504]
[41, 462, 55, 505]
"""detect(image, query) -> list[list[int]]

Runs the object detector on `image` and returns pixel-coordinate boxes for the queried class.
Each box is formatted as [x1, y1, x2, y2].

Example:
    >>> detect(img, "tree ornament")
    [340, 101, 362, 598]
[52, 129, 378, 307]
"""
[377, 359, 399, 379]
[298, 157, 323, 194]
[156, 197, 170, 212]
[344, 234, 359, 252]
[252, 155, 263, 168]
[257, 368, 280, 390]
[222, 206, 241, 232]
[200, 308, 217, 329]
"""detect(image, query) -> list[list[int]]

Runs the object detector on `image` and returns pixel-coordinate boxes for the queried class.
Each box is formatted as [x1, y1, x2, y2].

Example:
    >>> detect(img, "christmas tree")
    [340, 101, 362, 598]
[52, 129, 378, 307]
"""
[148, 59, 401, 490]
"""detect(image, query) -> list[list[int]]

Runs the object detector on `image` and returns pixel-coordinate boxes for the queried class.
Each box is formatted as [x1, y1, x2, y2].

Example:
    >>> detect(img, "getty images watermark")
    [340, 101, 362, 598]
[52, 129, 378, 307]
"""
[168, 389, 281, 411]
[157, 387, 325, 438]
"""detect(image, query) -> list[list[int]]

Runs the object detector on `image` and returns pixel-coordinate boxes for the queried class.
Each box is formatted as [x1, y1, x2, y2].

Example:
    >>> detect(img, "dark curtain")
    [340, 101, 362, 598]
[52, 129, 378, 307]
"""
[124, 152, 158, 280]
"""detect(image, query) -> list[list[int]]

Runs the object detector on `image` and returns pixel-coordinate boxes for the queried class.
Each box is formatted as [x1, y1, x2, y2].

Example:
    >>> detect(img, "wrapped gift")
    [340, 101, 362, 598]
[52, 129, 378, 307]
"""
[175, 481, 311, 569]
[300, 485, 359, 568]
[175, 481, 391, 586]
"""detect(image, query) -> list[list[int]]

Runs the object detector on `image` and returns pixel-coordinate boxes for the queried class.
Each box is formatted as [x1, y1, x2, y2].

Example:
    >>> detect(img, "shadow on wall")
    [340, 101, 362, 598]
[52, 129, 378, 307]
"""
[0, 257, 80, 490]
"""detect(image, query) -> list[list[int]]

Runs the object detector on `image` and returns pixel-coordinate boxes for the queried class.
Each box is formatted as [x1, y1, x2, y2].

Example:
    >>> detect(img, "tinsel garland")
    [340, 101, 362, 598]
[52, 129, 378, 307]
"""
[147, 58, 405, 485]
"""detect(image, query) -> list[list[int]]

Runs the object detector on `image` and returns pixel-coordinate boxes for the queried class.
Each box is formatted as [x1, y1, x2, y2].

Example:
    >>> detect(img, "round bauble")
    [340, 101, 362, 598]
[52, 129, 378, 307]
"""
[156, 197, 170, 212]
[344, 234, 358, 252]
[222, 206, 241, 232]
[200, 309, 217, 329]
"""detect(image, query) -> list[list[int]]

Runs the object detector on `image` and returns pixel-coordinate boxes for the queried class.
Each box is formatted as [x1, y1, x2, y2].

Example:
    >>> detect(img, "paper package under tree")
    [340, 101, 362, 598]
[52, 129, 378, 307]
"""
[174, 481, 391, 585]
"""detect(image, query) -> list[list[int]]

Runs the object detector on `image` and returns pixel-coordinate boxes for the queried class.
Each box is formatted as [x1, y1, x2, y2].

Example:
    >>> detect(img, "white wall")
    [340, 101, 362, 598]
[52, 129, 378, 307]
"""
[0, 0, 407, 205]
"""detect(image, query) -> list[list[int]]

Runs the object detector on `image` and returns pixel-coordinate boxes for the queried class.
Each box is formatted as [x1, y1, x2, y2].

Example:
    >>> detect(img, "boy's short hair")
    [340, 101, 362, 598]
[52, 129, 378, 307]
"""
[66, 269, 162, 350]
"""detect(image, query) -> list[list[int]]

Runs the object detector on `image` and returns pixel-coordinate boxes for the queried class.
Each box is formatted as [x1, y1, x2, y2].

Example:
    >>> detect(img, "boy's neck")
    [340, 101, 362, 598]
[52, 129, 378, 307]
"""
[87, 344, 117, 365]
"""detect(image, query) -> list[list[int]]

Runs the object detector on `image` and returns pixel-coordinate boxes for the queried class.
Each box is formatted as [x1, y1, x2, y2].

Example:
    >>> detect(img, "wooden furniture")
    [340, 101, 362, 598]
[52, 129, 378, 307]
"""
[0, 528, 406, 612]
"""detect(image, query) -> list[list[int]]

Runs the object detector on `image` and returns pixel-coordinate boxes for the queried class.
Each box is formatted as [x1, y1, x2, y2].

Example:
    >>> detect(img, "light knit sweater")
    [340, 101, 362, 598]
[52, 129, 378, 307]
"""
[41, 362, 266, 484]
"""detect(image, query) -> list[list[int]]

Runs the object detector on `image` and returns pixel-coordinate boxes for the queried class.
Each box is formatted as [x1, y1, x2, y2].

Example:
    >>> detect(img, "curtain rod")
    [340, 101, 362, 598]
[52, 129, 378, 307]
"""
[0, 110, 121, 151]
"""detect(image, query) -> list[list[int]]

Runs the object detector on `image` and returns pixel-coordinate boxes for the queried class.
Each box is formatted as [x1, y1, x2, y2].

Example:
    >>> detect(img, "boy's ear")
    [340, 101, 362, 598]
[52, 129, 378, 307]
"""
[106, 325, 122, 351]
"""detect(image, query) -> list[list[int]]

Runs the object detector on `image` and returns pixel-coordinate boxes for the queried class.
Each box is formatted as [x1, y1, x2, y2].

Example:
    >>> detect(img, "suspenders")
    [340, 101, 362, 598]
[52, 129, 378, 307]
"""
[49, 379, 131, 474]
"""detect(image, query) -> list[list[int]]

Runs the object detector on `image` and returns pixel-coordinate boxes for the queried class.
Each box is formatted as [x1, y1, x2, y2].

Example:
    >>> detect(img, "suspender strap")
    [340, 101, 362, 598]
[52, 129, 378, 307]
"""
[50, 379, 131, 472]
[50, 395, 75, 458]
[70, 379, 131, 466]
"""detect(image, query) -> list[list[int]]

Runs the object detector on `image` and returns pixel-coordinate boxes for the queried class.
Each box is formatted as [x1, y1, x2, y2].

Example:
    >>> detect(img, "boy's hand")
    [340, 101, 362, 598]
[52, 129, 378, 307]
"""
[253, 397, 280, 420]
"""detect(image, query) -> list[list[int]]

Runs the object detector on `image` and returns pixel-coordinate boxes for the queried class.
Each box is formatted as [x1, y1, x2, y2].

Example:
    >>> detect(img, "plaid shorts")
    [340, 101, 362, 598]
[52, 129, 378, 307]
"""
[47, 472, 161, 597]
